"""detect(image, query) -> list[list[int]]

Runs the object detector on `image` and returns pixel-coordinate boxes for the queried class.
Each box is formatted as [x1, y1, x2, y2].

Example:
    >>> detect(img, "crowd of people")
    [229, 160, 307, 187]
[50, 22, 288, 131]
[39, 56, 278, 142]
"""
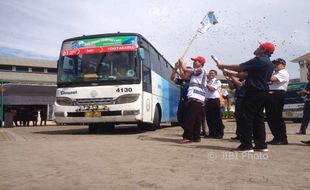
[11, 107, 47, 127]
[171, 42, 310, 152]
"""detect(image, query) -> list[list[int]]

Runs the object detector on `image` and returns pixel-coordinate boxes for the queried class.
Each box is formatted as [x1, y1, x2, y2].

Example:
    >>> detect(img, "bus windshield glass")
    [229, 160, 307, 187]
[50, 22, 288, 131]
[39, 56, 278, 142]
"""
[57, 36, 140, 87]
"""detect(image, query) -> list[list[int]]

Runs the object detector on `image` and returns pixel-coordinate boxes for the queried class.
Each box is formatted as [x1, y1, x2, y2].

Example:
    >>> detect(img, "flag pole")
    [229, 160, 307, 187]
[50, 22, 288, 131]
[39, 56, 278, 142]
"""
[180, 11, 218, 59]
[181, 32, 199, 59]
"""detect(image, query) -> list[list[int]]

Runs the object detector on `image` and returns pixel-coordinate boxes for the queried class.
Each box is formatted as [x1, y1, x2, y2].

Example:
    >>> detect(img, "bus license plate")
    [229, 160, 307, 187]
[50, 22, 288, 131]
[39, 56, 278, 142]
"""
[85, 111, 101, 117]
[285, 112, 293, 117]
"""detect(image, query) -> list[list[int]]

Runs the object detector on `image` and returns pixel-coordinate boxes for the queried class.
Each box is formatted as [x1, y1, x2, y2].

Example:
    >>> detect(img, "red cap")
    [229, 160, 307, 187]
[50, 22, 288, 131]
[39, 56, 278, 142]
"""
[259, 42, 275, 54]
[191, 56, 206, 65]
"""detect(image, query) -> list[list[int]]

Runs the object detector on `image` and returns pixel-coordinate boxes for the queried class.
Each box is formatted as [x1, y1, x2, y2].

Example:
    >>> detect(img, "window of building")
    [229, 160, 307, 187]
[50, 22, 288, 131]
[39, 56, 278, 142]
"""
[48, 68, 57, 74]
[16, 66, 29, 72]
[0, 65, 13, 71]
[32, 67, 44, 73]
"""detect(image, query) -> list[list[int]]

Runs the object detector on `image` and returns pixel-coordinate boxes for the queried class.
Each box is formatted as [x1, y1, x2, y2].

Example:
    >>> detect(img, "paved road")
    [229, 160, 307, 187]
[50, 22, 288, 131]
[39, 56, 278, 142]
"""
[0, 120, 309, 190]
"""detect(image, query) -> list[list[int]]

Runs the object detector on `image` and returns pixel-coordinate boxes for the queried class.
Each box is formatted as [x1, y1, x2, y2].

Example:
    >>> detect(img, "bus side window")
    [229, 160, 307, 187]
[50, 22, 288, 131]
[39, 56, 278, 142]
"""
[149, 47, 161, 75]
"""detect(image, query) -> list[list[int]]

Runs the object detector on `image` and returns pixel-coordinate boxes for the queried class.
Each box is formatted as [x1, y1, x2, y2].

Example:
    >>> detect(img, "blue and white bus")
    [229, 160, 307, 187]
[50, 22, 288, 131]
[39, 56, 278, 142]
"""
[54, 33, 180, 132]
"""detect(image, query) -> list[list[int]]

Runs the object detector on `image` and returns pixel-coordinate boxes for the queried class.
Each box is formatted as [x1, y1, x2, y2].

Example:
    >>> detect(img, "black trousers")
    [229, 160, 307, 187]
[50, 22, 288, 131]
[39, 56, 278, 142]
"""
[205, 98, 224, 137]
[239, 90, 268, 149]
[183, 99, 204, 140]
[265, 90, 287, 141]
[234, 97, 243, 137]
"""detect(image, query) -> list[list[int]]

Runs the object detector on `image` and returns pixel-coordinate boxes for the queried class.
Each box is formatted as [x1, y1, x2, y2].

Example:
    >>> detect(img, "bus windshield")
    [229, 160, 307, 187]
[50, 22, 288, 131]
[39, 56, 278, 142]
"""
[57, 51, 140, 87]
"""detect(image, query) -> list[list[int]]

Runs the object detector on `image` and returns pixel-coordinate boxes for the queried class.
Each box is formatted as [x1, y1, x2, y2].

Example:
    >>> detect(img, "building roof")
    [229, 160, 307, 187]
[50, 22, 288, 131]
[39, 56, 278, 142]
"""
[0, 56, 57, 68]
[0, 56, 57, 83]
[291, 52, 310, 63]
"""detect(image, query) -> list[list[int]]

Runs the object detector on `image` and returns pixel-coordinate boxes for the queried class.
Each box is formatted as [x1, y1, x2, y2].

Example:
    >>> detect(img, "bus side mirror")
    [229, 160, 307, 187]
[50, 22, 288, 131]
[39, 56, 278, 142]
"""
[138, 48, 145, 60]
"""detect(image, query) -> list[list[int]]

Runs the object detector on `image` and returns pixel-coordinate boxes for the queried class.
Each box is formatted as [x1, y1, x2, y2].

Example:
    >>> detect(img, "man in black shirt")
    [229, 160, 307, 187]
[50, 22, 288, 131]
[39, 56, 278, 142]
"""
[216, 42, 274, 152]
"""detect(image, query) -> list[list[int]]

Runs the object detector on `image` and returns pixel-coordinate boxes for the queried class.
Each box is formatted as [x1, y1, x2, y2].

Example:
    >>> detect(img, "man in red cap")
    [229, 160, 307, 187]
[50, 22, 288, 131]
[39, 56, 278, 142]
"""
[176, 55, 207, 143]
[216, 42, 275, 152]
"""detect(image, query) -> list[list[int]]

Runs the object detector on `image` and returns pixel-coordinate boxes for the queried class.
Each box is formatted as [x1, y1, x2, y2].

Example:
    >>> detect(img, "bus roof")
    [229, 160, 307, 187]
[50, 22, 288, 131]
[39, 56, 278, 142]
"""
[62, 32, 173, 68]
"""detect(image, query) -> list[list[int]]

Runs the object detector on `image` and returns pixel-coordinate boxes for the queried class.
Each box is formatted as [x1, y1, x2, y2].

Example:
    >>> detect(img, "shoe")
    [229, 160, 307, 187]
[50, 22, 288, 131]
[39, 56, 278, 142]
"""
[267, 140, 288, 145]
[232, 144, 254, 152]
[179, 139, 192, 144]
[200, 132, 207, 138]
[231, 136, 240, 140]
[253, 146, 269, 152]
[193, 138, 201, 142]
[267, 139, 277, 144]
[296, 131, 306, 135]
[301, 140, 310, 145]
[214, 135, 223, 139]
[205, 135, 215, 139]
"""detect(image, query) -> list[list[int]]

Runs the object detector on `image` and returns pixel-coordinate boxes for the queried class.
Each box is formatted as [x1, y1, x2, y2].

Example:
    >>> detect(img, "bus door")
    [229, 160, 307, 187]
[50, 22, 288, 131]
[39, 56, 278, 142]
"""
[139, 47, 153, 123]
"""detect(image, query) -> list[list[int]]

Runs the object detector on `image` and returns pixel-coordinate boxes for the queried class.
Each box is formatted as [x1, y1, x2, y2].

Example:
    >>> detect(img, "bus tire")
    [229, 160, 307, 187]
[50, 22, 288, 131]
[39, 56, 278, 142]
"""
[102, 123, 115, 131]
[138, 106, 161, 131]
[150, 106, 161, 131]
[88, 124, 98, 134]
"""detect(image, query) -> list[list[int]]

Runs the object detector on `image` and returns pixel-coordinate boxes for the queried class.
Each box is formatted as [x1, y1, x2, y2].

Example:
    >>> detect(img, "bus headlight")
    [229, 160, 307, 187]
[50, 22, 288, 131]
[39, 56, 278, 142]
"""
[56, 97, 74, 106]
[115, 94, 139, 104]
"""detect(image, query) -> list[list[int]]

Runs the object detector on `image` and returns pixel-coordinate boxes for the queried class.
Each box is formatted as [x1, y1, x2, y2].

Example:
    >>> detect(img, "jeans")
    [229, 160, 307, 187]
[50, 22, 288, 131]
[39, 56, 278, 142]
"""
[300, 101, 310, 132]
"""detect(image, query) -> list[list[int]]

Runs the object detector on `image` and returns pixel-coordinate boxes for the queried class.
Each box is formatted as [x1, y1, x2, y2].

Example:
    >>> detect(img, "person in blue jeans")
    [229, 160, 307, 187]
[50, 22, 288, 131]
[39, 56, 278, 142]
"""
[170, 62, 191, 129]
[225, 74, 246, 140]
[297, 73, 310, 135]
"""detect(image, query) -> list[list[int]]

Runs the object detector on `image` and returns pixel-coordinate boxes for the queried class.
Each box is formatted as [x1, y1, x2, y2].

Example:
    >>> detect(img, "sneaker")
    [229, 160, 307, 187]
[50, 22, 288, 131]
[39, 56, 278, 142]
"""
[204, 135, 215, 139]
[253, 147, 269, 152]
[267, 140, 288, 145]
[231, 136, 240, 140]
[232, 144, 254, 152]
[200, 132, 207, 138]
[214, 135, 223, 139]
[267, 139, 277, 144]
[301, 140, 310, 145]
[296, 131, 306, 135]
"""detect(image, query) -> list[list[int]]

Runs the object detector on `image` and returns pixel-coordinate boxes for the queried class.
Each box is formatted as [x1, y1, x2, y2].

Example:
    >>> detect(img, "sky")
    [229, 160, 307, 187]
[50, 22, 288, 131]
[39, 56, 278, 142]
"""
[0, 0, 309, 79]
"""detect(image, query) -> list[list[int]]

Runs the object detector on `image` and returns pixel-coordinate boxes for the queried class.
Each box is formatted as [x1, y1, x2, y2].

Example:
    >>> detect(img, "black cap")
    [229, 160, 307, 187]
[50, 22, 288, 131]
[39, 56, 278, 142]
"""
[272, 58, 286, 65]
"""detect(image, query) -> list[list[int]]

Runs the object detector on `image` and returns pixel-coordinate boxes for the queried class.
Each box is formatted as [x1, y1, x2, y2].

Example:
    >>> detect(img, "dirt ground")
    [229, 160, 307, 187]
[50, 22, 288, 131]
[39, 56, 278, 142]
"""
[0, 120, 309, 190]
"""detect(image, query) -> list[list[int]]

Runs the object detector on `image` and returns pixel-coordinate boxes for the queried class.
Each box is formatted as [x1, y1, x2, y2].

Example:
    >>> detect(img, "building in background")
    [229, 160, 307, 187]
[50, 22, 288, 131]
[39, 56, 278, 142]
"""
[0, 56, 57, 126]
[291, 52, 310, 82]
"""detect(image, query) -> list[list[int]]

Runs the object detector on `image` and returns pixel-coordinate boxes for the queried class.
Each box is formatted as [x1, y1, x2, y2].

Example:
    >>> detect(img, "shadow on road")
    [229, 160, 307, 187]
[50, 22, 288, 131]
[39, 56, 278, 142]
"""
[33, 125, 151, 136]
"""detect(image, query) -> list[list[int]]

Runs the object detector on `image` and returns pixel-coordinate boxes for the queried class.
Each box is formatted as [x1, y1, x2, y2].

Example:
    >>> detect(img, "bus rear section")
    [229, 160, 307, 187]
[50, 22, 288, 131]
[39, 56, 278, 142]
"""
[54, 33, 180, 132]
[283, 82, 307, 122]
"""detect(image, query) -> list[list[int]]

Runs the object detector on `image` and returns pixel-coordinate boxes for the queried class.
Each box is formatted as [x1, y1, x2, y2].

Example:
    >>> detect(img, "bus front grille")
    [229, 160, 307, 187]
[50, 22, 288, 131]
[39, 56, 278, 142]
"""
[74, 98, 114, 106]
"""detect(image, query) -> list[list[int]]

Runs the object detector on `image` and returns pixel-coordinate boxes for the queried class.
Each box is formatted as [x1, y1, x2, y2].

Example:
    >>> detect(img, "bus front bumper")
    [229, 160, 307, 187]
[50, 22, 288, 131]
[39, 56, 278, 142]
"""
[54, 110, 142, 124]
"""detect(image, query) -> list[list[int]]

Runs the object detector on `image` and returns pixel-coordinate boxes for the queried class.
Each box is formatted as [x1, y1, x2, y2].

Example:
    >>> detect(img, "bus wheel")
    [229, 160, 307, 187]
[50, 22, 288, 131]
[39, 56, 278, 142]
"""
[88, 124, 98, 134]
[150, 106, 161, 131]
[138, 107, 161, 131]
[103, 123, 115, 131]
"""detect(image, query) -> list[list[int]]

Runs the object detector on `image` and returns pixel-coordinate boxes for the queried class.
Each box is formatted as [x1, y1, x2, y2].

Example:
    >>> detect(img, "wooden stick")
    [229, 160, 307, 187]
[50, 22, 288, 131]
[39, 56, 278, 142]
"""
[181, 31, 199, 59]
